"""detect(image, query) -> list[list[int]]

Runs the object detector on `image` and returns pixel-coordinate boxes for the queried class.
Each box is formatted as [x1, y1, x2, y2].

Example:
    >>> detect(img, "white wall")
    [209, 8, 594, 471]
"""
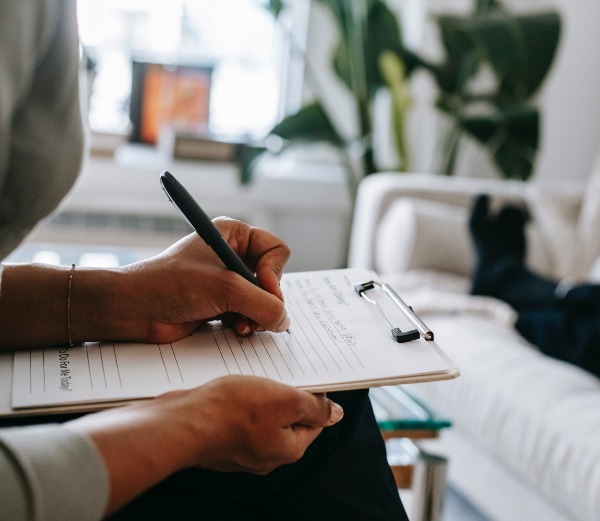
[533, 0, 600, 182]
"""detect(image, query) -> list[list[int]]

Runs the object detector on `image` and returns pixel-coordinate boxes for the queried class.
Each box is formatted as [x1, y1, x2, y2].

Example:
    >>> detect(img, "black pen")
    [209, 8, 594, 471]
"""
[160, 170, 291, 333]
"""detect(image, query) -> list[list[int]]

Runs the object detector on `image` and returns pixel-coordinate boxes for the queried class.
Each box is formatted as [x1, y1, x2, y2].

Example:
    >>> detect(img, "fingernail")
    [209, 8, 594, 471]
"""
[238, 323, 251, 336]
[275, 313, 291, 333]
[328, 401, 344, 424]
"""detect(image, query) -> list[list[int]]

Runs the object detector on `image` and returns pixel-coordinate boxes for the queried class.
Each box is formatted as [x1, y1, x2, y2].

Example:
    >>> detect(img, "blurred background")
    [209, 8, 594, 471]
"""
[11, 0, 600, 271]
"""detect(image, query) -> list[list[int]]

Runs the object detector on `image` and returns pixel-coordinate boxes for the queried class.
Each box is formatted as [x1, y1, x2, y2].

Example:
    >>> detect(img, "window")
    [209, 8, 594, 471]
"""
[77, 0, 308, 139]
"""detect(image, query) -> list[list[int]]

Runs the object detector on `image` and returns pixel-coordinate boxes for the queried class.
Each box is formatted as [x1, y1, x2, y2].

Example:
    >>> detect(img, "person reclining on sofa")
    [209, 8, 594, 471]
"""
[468, 194, 600, 379]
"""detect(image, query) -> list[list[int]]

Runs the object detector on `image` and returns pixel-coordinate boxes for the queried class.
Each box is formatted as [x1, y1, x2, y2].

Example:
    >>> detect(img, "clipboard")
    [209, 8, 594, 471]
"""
[2, 268, 459, 417]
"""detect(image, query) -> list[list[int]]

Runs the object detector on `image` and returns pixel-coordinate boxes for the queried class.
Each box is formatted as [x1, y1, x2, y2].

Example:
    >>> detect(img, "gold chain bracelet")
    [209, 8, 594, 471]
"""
[67, 263, 82, 347]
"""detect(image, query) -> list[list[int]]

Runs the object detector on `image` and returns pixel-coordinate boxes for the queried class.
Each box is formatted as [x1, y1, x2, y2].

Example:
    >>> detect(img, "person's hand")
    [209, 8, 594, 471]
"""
[66, 375, 344, 516]
[149, 375, 342, 474]
[0, 217, 291, 349]
[71, 217, 292, 344]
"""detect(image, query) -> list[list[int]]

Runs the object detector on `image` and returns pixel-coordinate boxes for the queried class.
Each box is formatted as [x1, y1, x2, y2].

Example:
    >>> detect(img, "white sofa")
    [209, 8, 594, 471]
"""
[348, 172, 600, 521]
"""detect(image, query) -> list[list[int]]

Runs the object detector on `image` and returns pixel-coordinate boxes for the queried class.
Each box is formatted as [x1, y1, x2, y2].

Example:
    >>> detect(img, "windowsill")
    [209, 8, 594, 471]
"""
[42, 144, 353, 271]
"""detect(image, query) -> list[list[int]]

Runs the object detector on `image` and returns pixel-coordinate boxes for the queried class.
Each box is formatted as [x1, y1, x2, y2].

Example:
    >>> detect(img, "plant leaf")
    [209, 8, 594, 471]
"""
[514, 12, 561, 97]
[459, 105, 539, 180]
[238, 143, 268, 185]
[315, 0, 354, 89]
[460, 114, 500, 144]
[379, 51, 411, 170]
[264, 0, 284, 18]
[432, 15, 481, 95]
[475, 0, 504, 13]
[471, 11, 560, 101]
[363, 1, 410, 88]
[322, 0, 413, 97]
[493, 135, 535, 181]
[270, 102, 345, 147]
[502, 105, 539, 150]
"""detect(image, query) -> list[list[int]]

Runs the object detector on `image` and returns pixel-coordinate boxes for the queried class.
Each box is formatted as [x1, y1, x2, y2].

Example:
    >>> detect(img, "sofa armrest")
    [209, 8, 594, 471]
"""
[347, 172, 545, 276]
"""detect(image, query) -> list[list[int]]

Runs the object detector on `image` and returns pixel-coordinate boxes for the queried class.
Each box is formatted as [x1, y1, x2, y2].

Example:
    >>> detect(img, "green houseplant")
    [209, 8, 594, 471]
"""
[422, 0, 561, 180]
[240, 0, 561, 194]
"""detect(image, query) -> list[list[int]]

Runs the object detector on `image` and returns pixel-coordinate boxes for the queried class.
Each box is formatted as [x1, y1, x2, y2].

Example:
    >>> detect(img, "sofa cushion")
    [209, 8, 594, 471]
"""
[374, 197, 553, 278]
[386, 271, 600, 521]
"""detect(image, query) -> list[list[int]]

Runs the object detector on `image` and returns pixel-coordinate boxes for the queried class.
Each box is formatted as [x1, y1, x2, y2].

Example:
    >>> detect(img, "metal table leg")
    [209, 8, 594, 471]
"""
[410, 446, 448, 521]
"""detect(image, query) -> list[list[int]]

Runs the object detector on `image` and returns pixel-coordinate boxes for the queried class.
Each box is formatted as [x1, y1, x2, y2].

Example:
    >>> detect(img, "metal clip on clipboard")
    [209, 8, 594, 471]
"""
[354, 281, 434, 343]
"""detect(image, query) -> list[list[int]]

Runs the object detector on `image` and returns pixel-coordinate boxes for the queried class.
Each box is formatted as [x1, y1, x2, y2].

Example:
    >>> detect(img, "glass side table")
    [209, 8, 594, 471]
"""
[370, 386, 452, 521]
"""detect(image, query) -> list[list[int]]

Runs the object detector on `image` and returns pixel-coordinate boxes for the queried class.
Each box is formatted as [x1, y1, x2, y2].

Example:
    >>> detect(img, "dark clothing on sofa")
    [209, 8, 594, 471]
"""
[469, 194, 600, 379]
[486, 266, 600, 378]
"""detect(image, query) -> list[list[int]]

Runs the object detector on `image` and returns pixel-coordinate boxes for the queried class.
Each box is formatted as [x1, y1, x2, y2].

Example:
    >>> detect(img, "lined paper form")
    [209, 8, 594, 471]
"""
[11, 268, 458, 410]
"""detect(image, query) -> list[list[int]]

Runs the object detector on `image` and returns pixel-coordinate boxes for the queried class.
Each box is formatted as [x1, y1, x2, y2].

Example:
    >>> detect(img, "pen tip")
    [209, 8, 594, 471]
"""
[286, 329, 291, 335]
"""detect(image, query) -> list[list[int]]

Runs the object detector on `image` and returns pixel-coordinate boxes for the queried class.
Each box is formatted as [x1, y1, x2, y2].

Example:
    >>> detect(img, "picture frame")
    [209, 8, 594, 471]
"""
[129, 61, 212, 145]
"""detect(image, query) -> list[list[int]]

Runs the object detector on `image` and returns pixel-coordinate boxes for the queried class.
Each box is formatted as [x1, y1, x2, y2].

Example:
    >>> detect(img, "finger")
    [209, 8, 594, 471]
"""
[256, 267, 285, 302]
[289, 424, 325, 456]
[219, 314, 255, 335]
[293, 392, 344, 428]
[252, 236, 290, 301]
[246, 226, 290, 277]
[216, 220, 289, 288]
[233, 316, 258, 336]
[226, 277, 291, 332]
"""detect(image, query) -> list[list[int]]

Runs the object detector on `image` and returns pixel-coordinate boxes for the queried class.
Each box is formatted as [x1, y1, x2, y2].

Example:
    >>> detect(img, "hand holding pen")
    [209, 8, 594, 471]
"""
[160, 170, 291, 336]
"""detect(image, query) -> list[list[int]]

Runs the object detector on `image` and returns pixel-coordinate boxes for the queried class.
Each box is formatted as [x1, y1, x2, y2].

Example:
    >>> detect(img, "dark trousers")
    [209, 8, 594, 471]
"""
[514, 285, 600, 378]
[111, 389, 409, 520]
[485, 267, 600, 378]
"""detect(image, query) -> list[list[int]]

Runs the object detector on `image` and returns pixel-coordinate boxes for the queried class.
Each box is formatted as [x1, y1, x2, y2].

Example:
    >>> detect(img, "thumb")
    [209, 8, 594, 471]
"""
[295, 393, 344, 428]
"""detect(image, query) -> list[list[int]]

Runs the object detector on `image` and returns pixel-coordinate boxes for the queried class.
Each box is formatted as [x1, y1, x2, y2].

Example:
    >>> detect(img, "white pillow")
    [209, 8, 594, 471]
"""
[374, 198, 472, 276]
[587, 256, 600, 282]
[374, 197, 552, 277]
[576, 154, 600, 275]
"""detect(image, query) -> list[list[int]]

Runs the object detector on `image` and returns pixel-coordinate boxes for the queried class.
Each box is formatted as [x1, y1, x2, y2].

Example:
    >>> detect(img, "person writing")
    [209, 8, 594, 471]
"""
[0, 1, 408, 519]
[0, 224, 344, 518]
